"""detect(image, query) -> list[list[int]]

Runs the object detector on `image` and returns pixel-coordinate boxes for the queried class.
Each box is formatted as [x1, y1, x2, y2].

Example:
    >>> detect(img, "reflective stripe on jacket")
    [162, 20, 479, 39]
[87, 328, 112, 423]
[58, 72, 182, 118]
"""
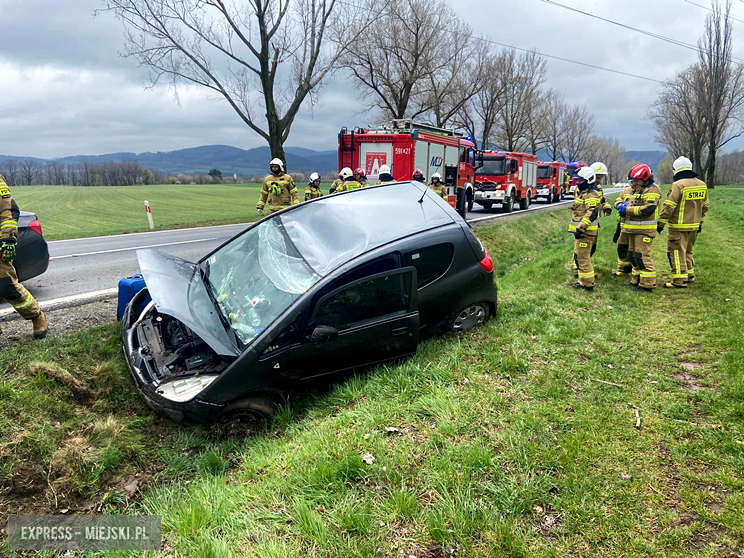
[659, 177, 709, 230]
[622, 183, 661, 235]
[257, 172, 299, 210]
[569, 186, 602, 236]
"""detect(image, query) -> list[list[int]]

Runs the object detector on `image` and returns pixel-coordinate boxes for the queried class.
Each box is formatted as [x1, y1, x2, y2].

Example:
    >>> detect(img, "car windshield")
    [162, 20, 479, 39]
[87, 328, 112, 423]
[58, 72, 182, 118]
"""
[537, 166, 550, 179]
[476, 156, 506, 176]
[204, 219, 320, 346]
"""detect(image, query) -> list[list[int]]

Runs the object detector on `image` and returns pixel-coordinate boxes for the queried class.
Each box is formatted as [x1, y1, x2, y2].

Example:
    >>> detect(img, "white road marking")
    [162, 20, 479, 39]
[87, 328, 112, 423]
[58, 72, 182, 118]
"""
[48, 222, 248, 244]
[0, 288, 119, 318]
[53, 237, 218, 259]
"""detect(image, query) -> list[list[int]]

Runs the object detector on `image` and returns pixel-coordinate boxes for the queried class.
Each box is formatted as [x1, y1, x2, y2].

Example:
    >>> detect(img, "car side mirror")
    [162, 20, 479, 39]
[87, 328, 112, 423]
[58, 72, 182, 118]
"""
[309, 325, 338, 343]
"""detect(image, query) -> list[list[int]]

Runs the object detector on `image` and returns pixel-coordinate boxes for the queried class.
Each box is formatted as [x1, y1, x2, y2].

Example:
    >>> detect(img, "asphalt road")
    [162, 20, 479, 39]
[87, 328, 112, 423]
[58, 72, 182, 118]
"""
[14, 188, 621, 309]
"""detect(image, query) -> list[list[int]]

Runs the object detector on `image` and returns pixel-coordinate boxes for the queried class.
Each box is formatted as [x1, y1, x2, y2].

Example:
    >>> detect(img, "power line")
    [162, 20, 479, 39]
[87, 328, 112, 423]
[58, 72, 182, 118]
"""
[684, 0, 744, 24]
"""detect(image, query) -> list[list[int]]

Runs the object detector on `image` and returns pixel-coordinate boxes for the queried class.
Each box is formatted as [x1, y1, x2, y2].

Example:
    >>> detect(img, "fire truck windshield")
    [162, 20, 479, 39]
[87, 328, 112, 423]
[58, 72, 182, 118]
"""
[476, 156, 506, 176]
[537, 166, 550, 179]
[566, 165, 579, 177]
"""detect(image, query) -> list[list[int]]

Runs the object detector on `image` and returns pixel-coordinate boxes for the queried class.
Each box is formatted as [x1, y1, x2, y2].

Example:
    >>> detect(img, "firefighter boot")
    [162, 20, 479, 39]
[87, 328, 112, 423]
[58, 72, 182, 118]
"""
[32, 312, 48, 340]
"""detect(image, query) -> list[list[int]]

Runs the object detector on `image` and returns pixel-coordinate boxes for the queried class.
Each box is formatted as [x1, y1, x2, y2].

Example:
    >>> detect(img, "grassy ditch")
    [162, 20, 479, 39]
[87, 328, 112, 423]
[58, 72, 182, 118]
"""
[1, 187, 743, 556]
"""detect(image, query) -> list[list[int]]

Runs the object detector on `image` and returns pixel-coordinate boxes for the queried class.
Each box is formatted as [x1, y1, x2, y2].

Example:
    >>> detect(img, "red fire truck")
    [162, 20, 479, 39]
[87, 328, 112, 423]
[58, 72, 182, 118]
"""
[473, 151, 538, 212]
[536, 161, 567, 203]
[337, 120, 480, 217]
[565, 161, 586, 197]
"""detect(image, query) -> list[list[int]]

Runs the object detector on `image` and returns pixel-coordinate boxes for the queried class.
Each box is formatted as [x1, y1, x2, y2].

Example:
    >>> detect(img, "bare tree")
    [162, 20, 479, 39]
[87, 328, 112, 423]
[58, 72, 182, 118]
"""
[562, 104, 595, 162]
[524, 88, 550, 155]
[100, 0, 357, 165]
[492, 49, 547, 152]
[698, 0, 744, 187]
[583, 135, 627, 183]
[19, 159, 40, 185]
[340, 0, 458, 121]
[542, 90, 568, 161]
[0, 160, 20, 186]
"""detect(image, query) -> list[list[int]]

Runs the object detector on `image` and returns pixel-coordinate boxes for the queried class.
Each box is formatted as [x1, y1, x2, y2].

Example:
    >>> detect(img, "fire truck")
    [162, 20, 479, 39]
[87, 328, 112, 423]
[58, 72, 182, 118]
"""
[565, 161, 586, 197]
[536, 161, 567, 203]
[473, 151, 538, 212]
[337, 120, 481, 217]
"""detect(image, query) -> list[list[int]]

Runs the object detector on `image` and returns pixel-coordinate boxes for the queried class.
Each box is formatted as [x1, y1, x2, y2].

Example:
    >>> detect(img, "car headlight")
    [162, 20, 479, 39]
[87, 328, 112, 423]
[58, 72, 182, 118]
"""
[156, 375, 219, 403]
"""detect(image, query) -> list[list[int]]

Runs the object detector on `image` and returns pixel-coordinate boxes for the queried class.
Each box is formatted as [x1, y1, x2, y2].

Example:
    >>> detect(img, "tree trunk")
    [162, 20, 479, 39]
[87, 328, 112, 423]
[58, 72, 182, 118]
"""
[706, 146, 716, 189]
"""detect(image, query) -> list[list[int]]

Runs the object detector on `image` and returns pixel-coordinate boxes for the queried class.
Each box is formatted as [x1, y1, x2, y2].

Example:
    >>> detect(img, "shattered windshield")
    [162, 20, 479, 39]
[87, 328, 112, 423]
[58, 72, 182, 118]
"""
[205, 219, 320, 346]
[476, 156, 506, 176]
[537, 166, 551, 179]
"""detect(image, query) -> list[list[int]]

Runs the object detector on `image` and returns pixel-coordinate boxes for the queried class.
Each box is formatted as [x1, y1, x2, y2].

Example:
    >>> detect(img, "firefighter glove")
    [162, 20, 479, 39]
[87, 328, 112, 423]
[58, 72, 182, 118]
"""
[603, 208, 612, 217]
[612, 223, 621, 243]
[698, 223, 703, 233]
[617, 202, 628, 217]
[657, 224, 664, 234]
[574, 229, 584, 240]
[1, 238, 16, 263]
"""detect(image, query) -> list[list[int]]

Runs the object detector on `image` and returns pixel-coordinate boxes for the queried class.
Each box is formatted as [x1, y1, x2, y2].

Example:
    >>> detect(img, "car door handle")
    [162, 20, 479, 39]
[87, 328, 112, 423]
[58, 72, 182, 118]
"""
[391, 326, 409, 336]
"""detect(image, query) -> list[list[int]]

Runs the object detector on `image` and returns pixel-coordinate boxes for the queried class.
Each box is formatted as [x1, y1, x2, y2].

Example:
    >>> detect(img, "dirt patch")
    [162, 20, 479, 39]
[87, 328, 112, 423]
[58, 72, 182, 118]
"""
[656, 442, 682, 508]
[534, 504, 561, 538]
[2, 463, 46, 495]
[28, 362, 94, 403]
[398, 543, 453, 558]
[679, 362, 702, 372]
[673, 372, 711, 392]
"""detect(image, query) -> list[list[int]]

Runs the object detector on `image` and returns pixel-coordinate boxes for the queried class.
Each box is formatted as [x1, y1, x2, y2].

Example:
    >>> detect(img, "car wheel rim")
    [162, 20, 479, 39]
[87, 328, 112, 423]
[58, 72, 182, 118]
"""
[453, 305, 486, 332]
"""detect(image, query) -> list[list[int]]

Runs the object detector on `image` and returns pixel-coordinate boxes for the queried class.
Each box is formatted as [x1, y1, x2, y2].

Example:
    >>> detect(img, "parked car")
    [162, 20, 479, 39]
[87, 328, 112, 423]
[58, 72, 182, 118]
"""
[15, 211, 49, 282]
[121, 182, 497, 423]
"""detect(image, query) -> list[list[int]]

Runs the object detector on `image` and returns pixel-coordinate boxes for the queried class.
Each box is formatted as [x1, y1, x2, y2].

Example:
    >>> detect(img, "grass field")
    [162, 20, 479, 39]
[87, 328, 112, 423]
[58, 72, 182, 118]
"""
[10, 184, 265, 241]
[1, 186, 743, 556]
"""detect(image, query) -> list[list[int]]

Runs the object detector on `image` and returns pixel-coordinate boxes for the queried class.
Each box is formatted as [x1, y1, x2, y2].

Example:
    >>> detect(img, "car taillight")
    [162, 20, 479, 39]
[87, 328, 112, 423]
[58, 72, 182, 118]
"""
[29, 220, 43, 236]
[479, 249, 493, 272]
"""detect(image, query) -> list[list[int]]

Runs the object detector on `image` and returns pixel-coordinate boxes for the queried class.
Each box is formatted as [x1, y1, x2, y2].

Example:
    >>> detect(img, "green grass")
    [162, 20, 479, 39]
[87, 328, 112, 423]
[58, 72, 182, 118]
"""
[1, 186, 744, 556]
[10, 183, 264, 240]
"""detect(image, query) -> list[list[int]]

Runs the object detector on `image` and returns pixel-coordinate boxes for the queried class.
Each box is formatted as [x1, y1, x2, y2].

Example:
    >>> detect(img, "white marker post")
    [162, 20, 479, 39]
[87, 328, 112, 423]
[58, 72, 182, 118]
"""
[144, 200, 155, 230]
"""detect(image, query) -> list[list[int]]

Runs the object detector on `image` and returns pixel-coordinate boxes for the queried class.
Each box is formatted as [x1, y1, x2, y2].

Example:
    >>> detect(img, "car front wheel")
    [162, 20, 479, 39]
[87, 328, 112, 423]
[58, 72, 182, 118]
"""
[452, 303, 489, 333]
[223, 396, 276, 421]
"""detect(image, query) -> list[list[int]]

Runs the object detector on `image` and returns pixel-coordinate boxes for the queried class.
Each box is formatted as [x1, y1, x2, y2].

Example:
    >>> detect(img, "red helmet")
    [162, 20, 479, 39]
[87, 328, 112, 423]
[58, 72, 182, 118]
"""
[629, 163, 652, 182]
[413, 168, 424, 179]
[354, 167, 365, 177]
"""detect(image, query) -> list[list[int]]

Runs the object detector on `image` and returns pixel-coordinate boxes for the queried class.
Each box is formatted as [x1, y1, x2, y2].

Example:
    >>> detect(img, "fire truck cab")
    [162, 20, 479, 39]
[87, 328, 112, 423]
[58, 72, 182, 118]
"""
[473, 151, 538, 213]
[337, 120, 480, 218]
[565, 161, 586, 197]
[536, 161, 566, 204]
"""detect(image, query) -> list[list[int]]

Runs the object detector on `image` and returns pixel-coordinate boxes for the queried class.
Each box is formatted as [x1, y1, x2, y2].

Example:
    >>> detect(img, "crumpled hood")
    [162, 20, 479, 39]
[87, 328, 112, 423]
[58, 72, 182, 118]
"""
[136, 249, 239, 357]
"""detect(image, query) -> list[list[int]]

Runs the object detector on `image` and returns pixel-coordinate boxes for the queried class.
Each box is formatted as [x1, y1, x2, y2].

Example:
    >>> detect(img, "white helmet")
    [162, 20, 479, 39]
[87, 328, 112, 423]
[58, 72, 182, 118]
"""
[431, 172, 442, 181]
[339, 167, 353, 179]
[309, 172, 321, 183]
[379, 164, 391, 174]
[673, 156, 693, 173]
[576, 166, 596, 184]
[270, 158, 284, 172]
[590, 162, 608, 176]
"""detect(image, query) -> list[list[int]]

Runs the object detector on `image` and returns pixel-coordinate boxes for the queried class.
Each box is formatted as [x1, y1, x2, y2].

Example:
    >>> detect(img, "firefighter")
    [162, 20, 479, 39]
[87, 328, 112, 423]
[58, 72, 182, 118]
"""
[568, 167, 602, 291]
[304, 172, 323, 201]
[356, 168, 368, 186]
[0, 175, 47, 339]
[612, 174, 635, 276]
[657, 156, 709, 288]
[376, 165, 395, 185]
[428, 172, 447, 199]
[412, 168, 426, 182]
[616, 163, 661, 291]
[335, 167, 363, 192]
[257, 158, 299, 214]
[329, 172, 343, 194]
[589, 162, 613, 217]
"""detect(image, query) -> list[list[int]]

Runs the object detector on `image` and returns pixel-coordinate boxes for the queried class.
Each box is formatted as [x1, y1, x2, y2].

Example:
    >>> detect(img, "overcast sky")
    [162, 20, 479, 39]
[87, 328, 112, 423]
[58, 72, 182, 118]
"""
[1, 0, 740, 158]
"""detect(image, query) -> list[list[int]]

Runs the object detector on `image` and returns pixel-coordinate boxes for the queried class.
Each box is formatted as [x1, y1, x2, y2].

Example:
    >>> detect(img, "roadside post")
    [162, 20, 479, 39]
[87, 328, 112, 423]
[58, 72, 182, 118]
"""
[144, 200, 155, 230]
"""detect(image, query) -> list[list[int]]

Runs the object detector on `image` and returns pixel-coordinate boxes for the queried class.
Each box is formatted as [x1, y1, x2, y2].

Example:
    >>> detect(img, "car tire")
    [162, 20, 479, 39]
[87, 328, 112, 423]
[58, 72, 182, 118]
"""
[223, 396, 276, 420]
[519, 195, 530, 210]
[452, 303, 489, 333]
[503, 194, 514, 213]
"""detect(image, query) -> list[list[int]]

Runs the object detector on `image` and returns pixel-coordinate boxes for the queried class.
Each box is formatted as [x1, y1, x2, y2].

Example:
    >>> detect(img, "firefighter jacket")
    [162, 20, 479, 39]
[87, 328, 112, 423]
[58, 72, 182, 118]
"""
[659, 174, 709, 231]
[614, 186, 635, 223]
[428, 183, 447, 199]
[335, 179, 364, 192]
[329, 179, 343, 194]
[304, 185, 323, 201]
[257, 172, 299, 211]
[568, 185, 602, 237]
[0, 175, 19, 240]
[621, 182, 662, 236]
[598, 187, 612, 214]
[376, 173, 395, 185]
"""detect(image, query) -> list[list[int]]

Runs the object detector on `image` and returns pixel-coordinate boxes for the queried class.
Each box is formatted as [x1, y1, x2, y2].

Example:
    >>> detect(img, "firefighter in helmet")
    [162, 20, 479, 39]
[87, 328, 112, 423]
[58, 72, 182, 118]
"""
[335, 167, 363, 192]
[257, 158, 299, 214]
[412, 168, 426, 182]
[428, 172, 447, 199]
[568, 167, 602, 291]
[657, 156, 709, 288]
[304, 172, 323, 201]
[589, 162, 613, 217]
[612, 172, 635, 276]
[616, 163, 661, 291]
[376, 165, 395, 185]
[356, 167, 368, 186]
[0, 174, 47, 339]
[329, 172, 343, 194]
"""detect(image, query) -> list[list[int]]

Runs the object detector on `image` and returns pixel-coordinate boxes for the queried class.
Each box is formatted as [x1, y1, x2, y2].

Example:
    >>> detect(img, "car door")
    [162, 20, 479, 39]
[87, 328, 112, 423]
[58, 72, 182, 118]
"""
[285, 267, 419, 380]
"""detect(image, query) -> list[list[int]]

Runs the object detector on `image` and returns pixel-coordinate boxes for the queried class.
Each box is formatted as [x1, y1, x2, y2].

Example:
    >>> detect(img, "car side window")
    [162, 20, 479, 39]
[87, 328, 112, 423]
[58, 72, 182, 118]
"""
[404, 244, 454, 288]
[313, 271, 413, 332]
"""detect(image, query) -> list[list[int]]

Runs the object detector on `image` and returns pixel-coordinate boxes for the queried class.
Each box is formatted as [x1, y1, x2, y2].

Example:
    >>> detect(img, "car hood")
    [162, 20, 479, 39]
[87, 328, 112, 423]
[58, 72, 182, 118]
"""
[136, 249, 240, 357]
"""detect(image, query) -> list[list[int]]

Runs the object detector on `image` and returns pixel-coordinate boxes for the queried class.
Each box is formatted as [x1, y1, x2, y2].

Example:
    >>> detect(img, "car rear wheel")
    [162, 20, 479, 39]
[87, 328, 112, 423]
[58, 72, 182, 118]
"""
[452, 303, 489, 333]
[223, 396, 276, 420]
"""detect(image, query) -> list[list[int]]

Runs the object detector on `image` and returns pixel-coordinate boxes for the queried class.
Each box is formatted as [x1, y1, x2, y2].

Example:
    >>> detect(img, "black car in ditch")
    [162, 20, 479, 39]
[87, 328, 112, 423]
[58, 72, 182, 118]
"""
[16, 211, 49, 281]
[121, 182, 497, 423]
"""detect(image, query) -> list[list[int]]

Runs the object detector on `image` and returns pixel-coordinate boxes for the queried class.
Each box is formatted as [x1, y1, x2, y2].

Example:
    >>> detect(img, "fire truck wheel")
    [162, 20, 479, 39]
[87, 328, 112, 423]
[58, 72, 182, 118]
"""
[519, 195, 530, 211]
[452, 302, 489, 332]
[481, 201, 493, 210]
[467, 194, 474, 213]
[503, 195, 514, 213]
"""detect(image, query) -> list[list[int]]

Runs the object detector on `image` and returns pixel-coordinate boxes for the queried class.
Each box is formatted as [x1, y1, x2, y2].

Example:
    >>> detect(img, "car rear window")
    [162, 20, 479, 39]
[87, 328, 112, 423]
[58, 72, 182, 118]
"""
[404, 243, 454, 288]
[314, 271, 413, 331]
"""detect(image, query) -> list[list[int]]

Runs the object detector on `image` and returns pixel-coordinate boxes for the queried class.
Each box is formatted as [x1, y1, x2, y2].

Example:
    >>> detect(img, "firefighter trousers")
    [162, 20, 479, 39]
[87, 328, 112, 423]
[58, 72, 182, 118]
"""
[628, 234, 656, 289]
[616, 230, 633, 274]
[667, 230, 698, 286]
[0, 261, 41, 320]
[574, 236, 597, 287]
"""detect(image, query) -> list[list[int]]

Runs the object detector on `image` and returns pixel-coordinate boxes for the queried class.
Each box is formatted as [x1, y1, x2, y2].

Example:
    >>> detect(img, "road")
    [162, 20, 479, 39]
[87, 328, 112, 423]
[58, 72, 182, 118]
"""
[12, 189, 621, 311]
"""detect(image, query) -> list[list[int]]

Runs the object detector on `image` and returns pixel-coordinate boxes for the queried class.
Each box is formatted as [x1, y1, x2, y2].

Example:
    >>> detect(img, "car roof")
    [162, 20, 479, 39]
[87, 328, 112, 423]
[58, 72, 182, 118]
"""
[276, 182, 458, 277]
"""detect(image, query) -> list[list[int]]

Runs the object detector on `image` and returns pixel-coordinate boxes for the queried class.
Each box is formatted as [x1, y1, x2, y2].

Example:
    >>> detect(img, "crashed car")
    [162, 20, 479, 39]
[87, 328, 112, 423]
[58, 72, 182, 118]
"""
[121, 182, 497, 423]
